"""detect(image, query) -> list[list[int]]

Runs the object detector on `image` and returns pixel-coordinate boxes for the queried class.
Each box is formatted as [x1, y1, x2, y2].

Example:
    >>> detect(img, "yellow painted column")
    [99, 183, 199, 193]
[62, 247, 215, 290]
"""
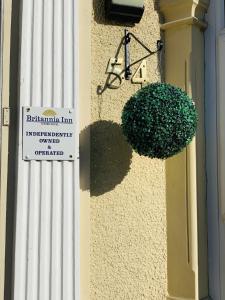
[160, 1, 209, 299]
[79, 0, 91, 299]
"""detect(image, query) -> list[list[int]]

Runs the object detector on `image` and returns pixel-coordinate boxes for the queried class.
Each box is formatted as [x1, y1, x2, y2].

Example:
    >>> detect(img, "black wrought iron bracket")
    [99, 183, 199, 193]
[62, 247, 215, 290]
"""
[124, 29, 163, 80]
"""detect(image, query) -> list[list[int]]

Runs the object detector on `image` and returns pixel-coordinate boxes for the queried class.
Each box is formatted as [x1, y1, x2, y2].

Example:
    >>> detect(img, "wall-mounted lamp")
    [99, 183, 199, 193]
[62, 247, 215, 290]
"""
[105, 0, 145, 23]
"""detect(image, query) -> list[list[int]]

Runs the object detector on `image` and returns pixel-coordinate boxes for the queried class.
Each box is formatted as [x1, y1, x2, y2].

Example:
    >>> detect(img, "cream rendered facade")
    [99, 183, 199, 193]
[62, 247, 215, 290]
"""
[0, 0, 213, 300]
[91, 0, 209, 299]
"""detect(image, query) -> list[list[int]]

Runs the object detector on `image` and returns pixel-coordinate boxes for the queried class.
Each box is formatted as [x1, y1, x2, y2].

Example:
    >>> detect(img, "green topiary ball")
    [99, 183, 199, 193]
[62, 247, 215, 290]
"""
[121, 83, 198, 159]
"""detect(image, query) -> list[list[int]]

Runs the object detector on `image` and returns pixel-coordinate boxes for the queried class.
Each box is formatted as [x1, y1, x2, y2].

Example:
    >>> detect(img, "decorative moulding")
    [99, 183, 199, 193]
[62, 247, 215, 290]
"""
[159, 0, 209, 30]
[160, 0, 209, 11]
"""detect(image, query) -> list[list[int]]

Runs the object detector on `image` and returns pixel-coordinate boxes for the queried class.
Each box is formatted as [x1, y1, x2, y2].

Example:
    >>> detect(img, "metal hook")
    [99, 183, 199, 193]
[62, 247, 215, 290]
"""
[124, 29, 132, 80]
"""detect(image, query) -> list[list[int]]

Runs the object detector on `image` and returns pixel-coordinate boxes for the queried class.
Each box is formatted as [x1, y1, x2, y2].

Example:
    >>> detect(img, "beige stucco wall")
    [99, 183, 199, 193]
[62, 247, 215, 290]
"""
[90, 1, 167, 299]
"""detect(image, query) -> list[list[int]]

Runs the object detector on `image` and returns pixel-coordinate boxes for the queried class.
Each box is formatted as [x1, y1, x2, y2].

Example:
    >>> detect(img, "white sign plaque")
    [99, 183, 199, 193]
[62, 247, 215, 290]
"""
[22, 107, 75, 161]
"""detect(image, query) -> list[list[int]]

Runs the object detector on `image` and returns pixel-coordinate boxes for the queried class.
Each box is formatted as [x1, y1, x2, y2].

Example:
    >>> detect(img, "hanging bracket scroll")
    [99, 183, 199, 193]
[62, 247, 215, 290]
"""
[124, 29, 163, 80]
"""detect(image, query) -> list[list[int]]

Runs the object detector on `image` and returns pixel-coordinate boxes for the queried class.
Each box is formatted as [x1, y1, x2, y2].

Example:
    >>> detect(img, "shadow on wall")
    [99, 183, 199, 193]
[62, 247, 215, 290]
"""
[93, 0, 135, 26]
[5, 0, 21, 299]
[153, 0, 160, 12]
[93, 0, 107, 24]
[93, 0, 164, 25]
[80, 120, 132, 196]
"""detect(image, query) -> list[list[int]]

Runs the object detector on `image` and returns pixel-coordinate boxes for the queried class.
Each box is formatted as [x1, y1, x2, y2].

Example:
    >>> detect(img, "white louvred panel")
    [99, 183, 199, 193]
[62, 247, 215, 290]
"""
[13, 0, 80, 299]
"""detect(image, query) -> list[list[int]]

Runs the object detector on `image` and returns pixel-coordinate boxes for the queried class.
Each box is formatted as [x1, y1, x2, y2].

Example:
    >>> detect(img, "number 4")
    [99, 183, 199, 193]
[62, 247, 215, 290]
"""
[132, 60, 148, 84]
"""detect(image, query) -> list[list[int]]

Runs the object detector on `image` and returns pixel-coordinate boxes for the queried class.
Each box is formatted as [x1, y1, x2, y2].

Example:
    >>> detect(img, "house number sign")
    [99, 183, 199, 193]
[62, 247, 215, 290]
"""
[22, 107, 75, 161]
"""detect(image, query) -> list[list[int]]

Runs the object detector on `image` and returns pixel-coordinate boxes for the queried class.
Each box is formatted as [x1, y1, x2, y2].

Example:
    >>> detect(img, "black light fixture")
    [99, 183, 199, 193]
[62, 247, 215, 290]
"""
[105, 0, 145, 23]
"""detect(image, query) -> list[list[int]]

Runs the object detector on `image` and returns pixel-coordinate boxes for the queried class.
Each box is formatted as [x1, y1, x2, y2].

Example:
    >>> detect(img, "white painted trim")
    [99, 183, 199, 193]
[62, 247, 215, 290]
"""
[205, 0, 225, 299]
[13, 0, 80, 298]
[75, 0, 80, 298]
[216, 27, 225, 300]
[217, 29, 225, 221]
[0, 0, 4, 125]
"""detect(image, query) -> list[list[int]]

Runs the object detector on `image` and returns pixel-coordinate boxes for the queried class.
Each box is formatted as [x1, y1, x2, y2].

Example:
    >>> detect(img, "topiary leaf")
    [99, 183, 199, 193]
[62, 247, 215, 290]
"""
[121, 83, 198, 159]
